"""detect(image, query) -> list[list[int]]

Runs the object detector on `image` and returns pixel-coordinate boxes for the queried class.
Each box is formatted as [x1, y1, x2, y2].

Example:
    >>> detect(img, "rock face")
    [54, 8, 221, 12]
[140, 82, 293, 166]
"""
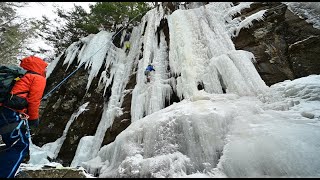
[31, 2, 320, 167]
[15, 168, 88, 178]
[33, 55, 106, 165]
[232, 2, 320, 86]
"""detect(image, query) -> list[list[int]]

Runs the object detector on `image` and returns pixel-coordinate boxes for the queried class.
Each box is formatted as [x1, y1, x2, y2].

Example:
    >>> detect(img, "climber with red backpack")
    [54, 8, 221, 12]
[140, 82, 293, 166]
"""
[0, 56, 48, 178]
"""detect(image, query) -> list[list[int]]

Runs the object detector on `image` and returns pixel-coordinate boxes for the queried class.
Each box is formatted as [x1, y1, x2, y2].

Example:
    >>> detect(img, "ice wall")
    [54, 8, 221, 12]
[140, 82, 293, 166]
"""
[42, 2, 287, 177]
[168, 2, 268, 100]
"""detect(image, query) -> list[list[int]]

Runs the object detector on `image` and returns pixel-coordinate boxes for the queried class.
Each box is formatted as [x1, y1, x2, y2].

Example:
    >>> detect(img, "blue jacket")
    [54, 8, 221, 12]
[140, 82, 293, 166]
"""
[146, 65, 155, 72]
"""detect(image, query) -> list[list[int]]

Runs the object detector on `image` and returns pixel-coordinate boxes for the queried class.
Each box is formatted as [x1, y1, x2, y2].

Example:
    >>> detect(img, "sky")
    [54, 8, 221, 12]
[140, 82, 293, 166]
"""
[16, 2, 93, 19]
[15, 2, 95, 59]
[15, 2, 320, 178]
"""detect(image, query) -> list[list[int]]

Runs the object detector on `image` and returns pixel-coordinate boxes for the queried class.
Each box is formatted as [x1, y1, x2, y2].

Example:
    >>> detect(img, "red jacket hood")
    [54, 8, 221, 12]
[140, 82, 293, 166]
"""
[20, 56, 48, 77]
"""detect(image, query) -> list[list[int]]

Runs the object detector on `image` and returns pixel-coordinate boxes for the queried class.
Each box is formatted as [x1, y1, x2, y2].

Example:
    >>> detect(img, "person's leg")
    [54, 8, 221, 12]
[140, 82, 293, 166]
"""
[0, 128, 29, 178]
[146, 71, 151, 82]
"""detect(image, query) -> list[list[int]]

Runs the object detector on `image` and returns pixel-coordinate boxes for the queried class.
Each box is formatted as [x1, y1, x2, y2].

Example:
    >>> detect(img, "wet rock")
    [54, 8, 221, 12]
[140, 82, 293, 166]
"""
[301, 111, 315, 119]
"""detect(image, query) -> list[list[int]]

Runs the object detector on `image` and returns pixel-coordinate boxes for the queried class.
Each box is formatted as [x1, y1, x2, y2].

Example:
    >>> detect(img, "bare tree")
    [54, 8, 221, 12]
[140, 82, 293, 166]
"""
[0, 2, 40, 65]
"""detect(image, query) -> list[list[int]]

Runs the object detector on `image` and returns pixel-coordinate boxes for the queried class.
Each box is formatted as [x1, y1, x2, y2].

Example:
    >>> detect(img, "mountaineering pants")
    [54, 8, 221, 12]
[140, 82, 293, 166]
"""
[144, 70, 149, 82]
[0, 108, 29, 178]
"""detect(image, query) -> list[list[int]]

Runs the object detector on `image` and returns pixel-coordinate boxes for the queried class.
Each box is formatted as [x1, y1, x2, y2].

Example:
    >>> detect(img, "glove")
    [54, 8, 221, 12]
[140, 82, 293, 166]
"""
[28, 118, 39, 127]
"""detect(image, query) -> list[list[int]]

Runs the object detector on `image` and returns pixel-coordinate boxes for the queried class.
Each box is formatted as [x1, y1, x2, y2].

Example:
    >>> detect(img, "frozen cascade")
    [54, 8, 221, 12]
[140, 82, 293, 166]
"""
[29, 2, 320, 178]
[77, 31, 113, 90]
[168, 3, 268, 99]
[72, 15, 147, 166]
[83, 2, 274, 177]
[131, 6, 172, 122]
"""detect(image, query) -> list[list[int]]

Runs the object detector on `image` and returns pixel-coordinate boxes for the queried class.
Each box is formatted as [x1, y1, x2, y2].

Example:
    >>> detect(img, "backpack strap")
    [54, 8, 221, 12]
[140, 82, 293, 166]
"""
[26, 71, 40, 76]
[11, 71, 40, 96]
[12, 91, 29, 96]
[0, 70, 40, 108]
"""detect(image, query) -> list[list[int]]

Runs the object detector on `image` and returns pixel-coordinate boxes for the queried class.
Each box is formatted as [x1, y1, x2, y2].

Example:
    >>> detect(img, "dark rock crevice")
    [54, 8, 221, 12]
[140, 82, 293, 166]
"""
[102, 73, 136, 146]
[56, 61, 107, 166]
[156, 18, 170, 48]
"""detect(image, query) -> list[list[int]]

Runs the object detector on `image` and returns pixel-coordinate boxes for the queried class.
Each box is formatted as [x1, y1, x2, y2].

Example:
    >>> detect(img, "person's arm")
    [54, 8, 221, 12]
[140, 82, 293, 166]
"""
[27, 75, 46, 121]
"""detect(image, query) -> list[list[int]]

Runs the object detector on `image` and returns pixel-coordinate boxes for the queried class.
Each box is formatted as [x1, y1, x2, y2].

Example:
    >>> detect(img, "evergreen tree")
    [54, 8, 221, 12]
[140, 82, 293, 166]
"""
[0, 2, 40, 65]
[37, 5, 95, 53]
[39, 2, 152, 55]
[90, 2, 151, 29]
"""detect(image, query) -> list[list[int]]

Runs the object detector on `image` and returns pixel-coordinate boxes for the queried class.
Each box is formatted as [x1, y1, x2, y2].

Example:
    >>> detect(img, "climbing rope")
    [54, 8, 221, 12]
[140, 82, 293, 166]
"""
[0, 112, 30, 153]
[7, 115, 30, 178]
[42, 11, 145, 100]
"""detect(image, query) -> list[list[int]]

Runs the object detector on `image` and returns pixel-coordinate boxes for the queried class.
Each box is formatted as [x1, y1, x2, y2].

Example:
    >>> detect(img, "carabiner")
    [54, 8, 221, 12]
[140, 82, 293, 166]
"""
[19, 113, 29, 120]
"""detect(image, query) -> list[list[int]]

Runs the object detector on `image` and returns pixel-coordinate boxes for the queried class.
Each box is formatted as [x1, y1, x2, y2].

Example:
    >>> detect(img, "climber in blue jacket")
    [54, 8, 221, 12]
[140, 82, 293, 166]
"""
[144, 64, 155, 82]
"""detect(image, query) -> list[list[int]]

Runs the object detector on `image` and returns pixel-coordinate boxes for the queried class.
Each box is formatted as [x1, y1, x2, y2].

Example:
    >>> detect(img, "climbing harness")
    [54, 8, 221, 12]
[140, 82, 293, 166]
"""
[42, 11, 145, 100]
[0, 111, 31, 178]
[10, 113, 30, 142]
[0, 112, 30, 153]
